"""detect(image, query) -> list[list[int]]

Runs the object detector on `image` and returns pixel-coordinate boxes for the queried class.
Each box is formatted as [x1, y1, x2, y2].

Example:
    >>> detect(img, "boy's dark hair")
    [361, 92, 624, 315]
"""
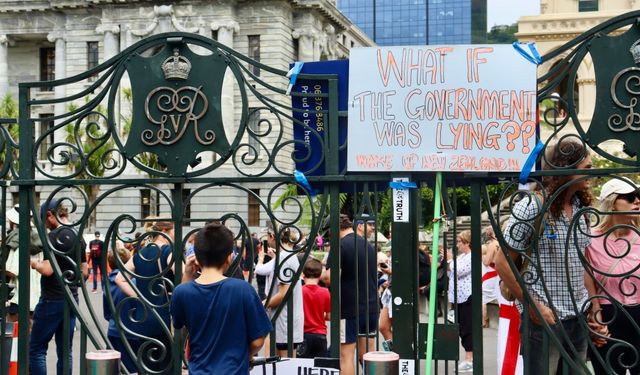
[194, 223, 234, 268]
[303, 257, 323, 279]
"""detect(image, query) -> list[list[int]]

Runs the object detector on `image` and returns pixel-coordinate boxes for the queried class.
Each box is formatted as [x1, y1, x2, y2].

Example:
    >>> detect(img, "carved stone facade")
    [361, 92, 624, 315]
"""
[0, 1, 373, 232]
[517, 0, 636, 140]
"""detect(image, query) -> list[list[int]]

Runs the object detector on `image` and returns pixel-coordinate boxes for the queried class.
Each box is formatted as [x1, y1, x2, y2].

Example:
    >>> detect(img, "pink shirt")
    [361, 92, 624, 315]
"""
[586, 230, 640, 305]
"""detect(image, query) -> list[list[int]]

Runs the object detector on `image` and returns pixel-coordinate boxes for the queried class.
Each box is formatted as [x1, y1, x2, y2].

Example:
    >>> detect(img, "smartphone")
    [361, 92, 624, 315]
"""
[186, 244, 195, 257]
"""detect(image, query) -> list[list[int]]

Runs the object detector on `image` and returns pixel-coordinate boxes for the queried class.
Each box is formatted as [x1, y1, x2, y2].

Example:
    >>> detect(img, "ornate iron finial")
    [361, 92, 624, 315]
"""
[162, 48, 191, 80]
[630, 39, 640, 65]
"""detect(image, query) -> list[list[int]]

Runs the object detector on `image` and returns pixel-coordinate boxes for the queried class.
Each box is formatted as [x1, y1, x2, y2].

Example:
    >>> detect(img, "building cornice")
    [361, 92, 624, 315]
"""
[516, 11, 630, 39]
[0, 0, 154, 13]
[290, 0, 352, 33]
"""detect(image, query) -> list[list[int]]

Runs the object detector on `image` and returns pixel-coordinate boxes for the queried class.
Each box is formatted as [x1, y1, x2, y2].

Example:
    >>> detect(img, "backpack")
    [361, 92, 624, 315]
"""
[90, 241, 102, 259]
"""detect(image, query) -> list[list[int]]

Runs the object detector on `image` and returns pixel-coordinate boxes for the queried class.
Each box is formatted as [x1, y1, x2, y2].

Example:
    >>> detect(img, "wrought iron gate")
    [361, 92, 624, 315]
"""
[0, 11, 639, 374]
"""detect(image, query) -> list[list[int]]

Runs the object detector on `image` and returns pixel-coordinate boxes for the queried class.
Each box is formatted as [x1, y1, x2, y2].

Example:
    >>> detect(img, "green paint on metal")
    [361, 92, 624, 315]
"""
[418, 323, 459, 361]
[586, 22, 640, 161]
[425, 172, 442, 374]
[125, 41, 231, 176]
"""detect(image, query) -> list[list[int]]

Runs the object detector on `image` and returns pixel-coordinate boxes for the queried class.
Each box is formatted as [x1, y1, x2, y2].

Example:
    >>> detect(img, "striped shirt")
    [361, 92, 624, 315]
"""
[504, 196, 591, 320]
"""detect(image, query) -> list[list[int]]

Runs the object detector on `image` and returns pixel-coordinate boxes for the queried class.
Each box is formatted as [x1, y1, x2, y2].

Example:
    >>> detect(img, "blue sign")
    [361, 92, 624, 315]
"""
[291, 60, 349, 187]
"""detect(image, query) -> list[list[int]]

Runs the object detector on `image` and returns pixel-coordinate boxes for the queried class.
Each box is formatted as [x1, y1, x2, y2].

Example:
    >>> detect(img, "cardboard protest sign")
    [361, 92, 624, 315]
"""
[249, 358, 339, 375]
[347, 45, 537, 172]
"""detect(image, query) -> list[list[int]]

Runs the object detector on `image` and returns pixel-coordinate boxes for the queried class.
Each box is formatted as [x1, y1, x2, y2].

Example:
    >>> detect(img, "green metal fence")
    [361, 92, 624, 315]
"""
[0, 11, 639, 373]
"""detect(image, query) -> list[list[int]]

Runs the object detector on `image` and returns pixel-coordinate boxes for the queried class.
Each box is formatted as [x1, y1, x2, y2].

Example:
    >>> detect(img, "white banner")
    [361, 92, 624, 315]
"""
[347, 45, 537, 172]
[249, 358, 339, 375]
[392, 178, 410, 223]
[399, 359, 415, 375]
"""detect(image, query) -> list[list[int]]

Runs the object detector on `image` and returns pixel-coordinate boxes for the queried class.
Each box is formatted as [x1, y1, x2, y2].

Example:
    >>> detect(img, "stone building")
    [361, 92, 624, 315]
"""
[517, 0, 636, 153]
[0, 1, 372, 234]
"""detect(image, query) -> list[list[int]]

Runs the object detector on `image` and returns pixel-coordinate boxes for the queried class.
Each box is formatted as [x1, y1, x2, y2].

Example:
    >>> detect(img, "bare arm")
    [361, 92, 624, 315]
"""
[31, 259, 54, 277]
[249, 336, 266, 356]
[494, 248, 524, 302]
[114, 257, 137, 297]
[266, 282, 289, 309]
[320, 268, 331, 286]
[494, 247, 555, 325]
[81, 262, 89, 280]
[182, 254, 199, 283]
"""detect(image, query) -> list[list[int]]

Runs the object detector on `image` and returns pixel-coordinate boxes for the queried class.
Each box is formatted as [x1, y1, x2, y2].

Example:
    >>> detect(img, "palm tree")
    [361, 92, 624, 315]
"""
[64, 101, 116, 230]
[0, 94, 19, 179]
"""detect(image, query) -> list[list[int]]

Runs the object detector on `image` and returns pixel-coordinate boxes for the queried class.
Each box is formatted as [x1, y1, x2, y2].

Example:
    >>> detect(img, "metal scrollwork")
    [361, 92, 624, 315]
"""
[143, 86, 213, 146]
[609, 67, 640, 132]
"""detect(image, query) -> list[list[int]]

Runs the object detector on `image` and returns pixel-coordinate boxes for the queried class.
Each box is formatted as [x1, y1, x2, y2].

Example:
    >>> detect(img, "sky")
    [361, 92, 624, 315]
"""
[487, 0, 540, 30]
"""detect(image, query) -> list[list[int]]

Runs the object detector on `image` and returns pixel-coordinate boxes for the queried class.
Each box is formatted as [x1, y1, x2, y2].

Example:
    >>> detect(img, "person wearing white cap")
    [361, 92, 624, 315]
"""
[3, 204, 43, 324]
[585, 177, 640, 375]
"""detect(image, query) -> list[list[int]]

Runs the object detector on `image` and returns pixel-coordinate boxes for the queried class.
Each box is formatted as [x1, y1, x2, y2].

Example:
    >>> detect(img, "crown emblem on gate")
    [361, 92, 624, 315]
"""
[162, 48, 192, 80]
[630, 39, 640, 65]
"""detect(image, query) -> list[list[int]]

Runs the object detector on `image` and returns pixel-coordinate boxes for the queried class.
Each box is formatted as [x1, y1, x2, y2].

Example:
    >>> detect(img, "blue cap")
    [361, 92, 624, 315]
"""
[40, 199, 59, 219]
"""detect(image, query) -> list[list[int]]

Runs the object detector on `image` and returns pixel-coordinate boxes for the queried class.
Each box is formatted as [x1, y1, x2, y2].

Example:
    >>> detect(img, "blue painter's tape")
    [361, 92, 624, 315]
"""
[512, 42, 542, 65]
[294, 169, 316, 196]
[389, 181, 417, 190]
[519, 140, 544, 186]
[286, 61, 305, 95]
[289, 61, 304, 85]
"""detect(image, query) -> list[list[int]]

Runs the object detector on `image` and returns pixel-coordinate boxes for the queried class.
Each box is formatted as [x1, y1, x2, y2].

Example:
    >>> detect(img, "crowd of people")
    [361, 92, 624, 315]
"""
[2, 139, 639, 374]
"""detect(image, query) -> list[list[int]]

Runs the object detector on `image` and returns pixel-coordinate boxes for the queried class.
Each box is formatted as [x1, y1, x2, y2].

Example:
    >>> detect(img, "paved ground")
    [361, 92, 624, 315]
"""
[41, 280, 502, 374]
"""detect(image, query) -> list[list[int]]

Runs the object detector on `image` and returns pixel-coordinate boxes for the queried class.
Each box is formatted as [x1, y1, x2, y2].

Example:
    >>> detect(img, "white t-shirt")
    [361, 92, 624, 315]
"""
[270, 251, 304, 344]
[5, 249, 42, 311]
[448, 252, 472, 304]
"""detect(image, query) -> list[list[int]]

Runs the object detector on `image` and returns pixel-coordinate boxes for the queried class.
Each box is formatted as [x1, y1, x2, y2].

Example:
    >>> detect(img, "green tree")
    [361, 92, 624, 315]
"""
[0, 94, 19, 178]
[64, 100, 116, 230]
[120, 87, 165, 179]
[487, 24, 518, 44]
[591, 154, 639, 198]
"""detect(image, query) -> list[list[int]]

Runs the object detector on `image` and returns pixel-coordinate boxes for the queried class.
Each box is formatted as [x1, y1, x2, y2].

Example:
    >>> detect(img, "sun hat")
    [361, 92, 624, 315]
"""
[599, 178, 638, 201]
[6, 204, 20, 225]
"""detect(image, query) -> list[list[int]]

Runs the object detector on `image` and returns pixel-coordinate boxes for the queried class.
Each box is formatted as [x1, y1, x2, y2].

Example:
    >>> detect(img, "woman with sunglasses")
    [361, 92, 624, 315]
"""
[586, 177, 640, 375]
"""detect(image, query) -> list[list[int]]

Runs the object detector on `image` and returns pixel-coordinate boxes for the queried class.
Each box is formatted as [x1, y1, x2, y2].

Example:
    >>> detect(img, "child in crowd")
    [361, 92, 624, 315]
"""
[298, 258, 331, 358]
[171, 223, 272, 374]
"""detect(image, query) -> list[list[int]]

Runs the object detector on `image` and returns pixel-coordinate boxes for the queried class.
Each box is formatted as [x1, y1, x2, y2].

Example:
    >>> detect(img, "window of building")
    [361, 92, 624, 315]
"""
[248, 35, 260, 76]
[248, 189, 260, 226]
[182, 188, 191, 225]
[11, 192, 19, 206]
[40, 47, 55, 91]
[293, 38, 299, 61]
[140, 188, 160, 218]
[211, 30, 218, 41]
[248, 108, 261, 158]
[578, 0, 598, 12]
[38, 114, 54, 161]
[87, 42, 99, 81]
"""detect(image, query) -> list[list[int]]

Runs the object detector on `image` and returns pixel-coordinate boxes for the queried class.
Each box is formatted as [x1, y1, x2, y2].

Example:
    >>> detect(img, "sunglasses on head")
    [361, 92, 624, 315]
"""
[617, 192, 640, 203]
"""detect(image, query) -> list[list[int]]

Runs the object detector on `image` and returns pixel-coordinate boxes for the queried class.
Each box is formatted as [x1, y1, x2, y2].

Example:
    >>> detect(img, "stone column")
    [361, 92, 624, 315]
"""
[577, 77, 596, 126]
[292, 29, 316, 62]
[211, 21, 239, 151]
[0, 35, 10, 97]
[47, 32, 66, 146]
[96, 25, 120, 60]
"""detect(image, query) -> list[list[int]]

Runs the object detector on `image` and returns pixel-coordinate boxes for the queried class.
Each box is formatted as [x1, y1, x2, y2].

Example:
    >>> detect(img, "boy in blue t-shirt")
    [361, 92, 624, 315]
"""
[171, 223, 272, 374]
